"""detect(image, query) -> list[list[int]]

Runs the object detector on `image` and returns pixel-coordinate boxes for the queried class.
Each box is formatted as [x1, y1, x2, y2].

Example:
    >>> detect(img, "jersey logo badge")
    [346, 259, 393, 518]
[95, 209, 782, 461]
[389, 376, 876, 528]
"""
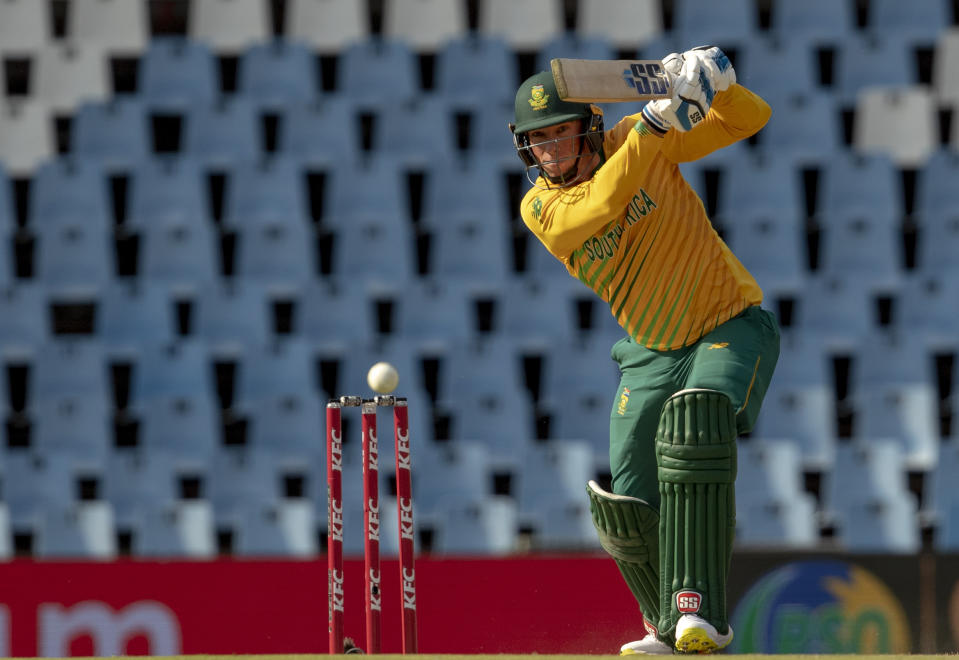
[528, 84, 549, 110]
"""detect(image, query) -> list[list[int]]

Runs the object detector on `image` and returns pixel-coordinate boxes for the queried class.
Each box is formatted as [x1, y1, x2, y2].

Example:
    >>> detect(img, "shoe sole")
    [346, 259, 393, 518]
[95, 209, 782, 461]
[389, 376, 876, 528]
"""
[675, 625, 732, 654]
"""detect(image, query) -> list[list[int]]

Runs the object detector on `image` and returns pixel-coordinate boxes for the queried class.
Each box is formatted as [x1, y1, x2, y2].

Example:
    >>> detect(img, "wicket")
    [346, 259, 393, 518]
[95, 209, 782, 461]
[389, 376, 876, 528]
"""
[326, 395, 417, 655]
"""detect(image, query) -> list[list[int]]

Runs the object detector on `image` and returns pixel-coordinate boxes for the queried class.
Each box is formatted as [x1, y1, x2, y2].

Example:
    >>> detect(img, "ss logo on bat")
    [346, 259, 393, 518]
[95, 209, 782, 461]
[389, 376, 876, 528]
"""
[623, 62, 668, 96]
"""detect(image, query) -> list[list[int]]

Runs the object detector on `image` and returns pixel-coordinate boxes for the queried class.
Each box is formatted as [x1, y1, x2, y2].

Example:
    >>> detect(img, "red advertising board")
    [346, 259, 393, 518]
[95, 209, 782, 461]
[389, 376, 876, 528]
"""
[0, 555, 643, 656]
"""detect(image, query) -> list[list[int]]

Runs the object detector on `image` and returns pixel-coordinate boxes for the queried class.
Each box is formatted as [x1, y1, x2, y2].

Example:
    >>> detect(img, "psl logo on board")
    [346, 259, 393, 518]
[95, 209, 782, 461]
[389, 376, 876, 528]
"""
[730, 561, 910, 653]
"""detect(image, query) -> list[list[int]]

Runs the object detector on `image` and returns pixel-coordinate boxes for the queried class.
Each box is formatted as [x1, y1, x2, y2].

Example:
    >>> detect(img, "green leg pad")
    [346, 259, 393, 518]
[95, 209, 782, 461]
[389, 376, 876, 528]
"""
[586, 479, 661, 631]
[655, 389, 737, 638]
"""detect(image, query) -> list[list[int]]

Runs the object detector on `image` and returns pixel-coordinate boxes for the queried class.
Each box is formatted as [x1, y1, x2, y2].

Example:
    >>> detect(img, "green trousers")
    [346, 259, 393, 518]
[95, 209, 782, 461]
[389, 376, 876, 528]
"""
[609, 306, 780, 504]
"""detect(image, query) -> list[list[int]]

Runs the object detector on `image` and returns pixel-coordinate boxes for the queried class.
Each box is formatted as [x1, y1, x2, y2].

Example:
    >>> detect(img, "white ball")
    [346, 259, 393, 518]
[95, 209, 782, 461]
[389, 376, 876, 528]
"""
[367, 361, 399, 394]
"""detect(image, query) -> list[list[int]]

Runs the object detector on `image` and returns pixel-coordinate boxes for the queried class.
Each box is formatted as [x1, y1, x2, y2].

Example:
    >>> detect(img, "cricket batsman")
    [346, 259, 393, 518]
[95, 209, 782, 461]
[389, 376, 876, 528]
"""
[510, 47, 781, 654]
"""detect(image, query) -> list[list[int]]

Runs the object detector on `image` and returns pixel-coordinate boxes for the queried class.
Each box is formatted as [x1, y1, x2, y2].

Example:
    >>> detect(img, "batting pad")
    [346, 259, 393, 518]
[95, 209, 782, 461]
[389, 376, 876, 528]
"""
[586, 480, 661, 630]
[655, 389, 737, 638]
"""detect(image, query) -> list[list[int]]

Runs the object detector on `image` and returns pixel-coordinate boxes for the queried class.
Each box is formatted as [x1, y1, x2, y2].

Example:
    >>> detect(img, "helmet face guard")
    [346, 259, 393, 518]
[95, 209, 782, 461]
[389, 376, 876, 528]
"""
[511, 111, 605, 188]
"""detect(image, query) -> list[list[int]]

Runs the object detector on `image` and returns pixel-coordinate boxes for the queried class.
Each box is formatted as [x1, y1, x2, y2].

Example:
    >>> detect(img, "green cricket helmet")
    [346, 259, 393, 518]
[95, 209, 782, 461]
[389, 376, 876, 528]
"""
[510, 70, 604, 187]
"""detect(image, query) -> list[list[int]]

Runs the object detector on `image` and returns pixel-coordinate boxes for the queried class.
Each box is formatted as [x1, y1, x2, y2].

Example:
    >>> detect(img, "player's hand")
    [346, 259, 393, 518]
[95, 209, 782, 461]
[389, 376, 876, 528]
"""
[684, 45, 736, 92]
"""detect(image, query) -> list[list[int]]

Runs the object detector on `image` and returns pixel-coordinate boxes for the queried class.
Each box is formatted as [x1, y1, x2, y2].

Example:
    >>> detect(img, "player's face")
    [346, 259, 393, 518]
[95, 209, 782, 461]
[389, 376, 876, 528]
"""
[528, 120, 585, 179]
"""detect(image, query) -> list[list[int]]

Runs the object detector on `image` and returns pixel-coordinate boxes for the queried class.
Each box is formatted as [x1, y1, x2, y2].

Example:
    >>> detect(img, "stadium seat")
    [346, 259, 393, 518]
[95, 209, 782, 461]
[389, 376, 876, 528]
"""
[4, 452, 91, 527]
[30, 391, 112, 461]
[34, 501, 117, 559]
[243, 391, 324, 457]
[421, 155, 509, 230]
[926, 441, 959, 550]
[134, 393, 221, 466]
[372, 94, 457, 167]
[103, 450, 189, 528]
[432, 497, 519, 555]
[434, 35, 518, 109]
[737, 35, 818, 99]
[132, 500, 217, 558]
[854, 86, 937, 168]
[0, 0, 50, 56]
[824, 440, 920, 553]
[894, 275, 959, 352]
[724, 210, 807, 299]
[792, 275, 878, 352]
[577, 0, 663, 51]
[233, 499, 318, 557]
[223, 157, 309, 229]
[29, 157, 110, 229]
[769, 0, 854, 47]
[330, 213, 415, 289]
[478, 0, 564, 52]
[756, 91, 843, 167]
[734, 440, 819, 548]
[427, 208, 512, 286]
[139, 37, 219, 112]
[136, 209, 221, 293]
[29, 339, 108, 402]
[277, 97, 361, 168]
[128, 156, 209, 227]
[716, 151, 804, 224]
[915, 149, 959, 219]
[235, 338, 316, 402]
[32, 42, 109, 114]
[674, 0, 758, 50]
[232, 212, 315, 293]
[496, 276, 579, 349]
[130, 340, 215, 404]
[292, 279, 377, 353]
[932, 28, 959, 105]
[410, 440, 494, 517]
[0, 283, 50, 357]
[515, 440, 599, 550]
[32, 221, 114, 293]
[470, 99, 519, 161]
[283, 0, 369, 54]
[188, 0, 270, 55]
[391, 277, 478, 350]
[337, 39, 418, 110]
[818, 152, 901, 221]
[66, 0, 147, 56]
[835, 33, 913, 105]
[336, 339, 426, 402]
[382, 0, 468, 53]
[751, 335, 838, 471]
[193, 279, 273, 356]
[868, 0, 950, 46]
[237, 40, 319, 112]
[0, 505, 11, 559]
[183, 97, 261, 168]
[0, 99, 55, 176]
[71, 98, 151, 170]
[535, 33, 616, 73]
[817, 207, 903, 291]
[97, 280, 177, 358]
[207, 448, 286, 525]
[916, 210, 959, 282]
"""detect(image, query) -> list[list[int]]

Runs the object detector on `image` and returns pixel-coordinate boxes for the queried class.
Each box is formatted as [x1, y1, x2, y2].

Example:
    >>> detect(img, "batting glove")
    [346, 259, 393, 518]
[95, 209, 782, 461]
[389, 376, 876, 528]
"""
[684, 45, 736, 92]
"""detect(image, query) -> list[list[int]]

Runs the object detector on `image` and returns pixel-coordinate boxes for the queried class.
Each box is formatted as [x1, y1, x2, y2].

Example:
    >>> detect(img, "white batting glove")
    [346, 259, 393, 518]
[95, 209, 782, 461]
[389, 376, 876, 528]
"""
[684, 45, 736, 92]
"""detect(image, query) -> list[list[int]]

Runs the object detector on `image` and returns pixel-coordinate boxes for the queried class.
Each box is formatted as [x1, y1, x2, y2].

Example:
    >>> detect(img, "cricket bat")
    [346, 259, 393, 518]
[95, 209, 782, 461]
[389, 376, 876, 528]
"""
[550, 58, 671, 103]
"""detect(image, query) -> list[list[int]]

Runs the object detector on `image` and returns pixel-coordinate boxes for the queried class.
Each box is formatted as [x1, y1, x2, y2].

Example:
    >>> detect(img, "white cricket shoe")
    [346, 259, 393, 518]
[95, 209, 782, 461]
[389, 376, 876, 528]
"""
[620, 632, 673, 655]
[674, 614, 733, 654]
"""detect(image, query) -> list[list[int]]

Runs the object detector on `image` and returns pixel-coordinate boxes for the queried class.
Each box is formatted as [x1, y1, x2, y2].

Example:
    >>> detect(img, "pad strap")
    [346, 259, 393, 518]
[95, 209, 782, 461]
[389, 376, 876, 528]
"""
[587, 480, 661, 629]
[656, 389, 737, 637]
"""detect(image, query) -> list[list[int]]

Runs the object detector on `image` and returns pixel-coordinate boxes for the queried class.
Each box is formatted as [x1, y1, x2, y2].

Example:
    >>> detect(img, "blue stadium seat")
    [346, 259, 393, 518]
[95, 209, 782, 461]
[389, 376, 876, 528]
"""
[735, 440, 819, 548]
[0, 283, 50, 357]
[29, 339, 108, 402]
[34, 501, 117, 559]
[235, 338, 316, 402]
[136, 210, 221, 293]
[894, 275, 959, 352]
[336, 338, 426, 402]
[917, 212, 959, 283]
[751, 335, 837, 471]
[496, 276, 578, 349]
[432, 497, 519, 555]
[134, 393, 221, 466]
[674, 0, 757, 50]
[372, 94, 457, 167]
[33, 222, 114, 293]
[30, 391, 112, 461]
[232, 212, 314, 292]
[325, 155, 407, 229]
[421, 155, 509, 231]
[130, 340, 215, 404]
[824, 440, 920, 553]
[4, 452, 88, 527]
[818, 151, 901, 219]
[434, 35, 518, 109]
[292, 279, 376, 354]
[243, 391, 323, 457]
[330, 214, 415, 289]
[535, 33, 616, 72]
[769, 0, 854, 47]
[817, 207, 903, 291]
[737, 35, 818, 99]
[724, 211, 807, 299]
[834, 33, 913, 104]
[97, 280, 177, 357]
[515, 440, 599, 550]
[716, 151, 804, 224]
[128, 156, 209, 228]
[427, 209, 512, 286]
[207, 448, 285, 525]
[0, 166, 12, 234]
[915, 149, 959, 219]
[337, 38, 418, 111]
[756, 91, 843, 167]
[29, 157, 110, 229]
[237, 40, 318, 111]
[139, 37, 219, 112]
[223, 157, 309, 229]
[927, 441, 959, 551]
[412, 440, 494, 517]
[868, 0, 950, 46]
[132, 500, 217, 558]
[193, 279, 273, 356]
[392, 276, 478, 350]
[233, 499, 318, 557]
[471, 100, 519, 162]
[103, 450, 185, 527]
[792, 275, 877, 352]
[71, 98, 150, 171]
[277, 97, 361, 168]
[183, 97, 261, 168]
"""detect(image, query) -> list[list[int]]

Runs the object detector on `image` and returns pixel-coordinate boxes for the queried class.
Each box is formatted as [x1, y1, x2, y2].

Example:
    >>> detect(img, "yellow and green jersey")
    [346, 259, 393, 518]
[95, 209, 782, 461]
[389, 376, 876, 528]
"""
[520, 84, 772, 351]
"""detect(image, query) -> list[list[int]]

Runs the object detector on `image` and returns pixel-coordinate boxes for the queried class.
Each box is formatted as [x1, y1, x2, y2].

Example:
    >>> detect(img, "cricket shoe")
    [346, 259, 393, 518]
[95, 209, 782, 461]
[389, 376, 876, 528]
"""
[674, 614, 733, 654]
[621, 622, 672, 655]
